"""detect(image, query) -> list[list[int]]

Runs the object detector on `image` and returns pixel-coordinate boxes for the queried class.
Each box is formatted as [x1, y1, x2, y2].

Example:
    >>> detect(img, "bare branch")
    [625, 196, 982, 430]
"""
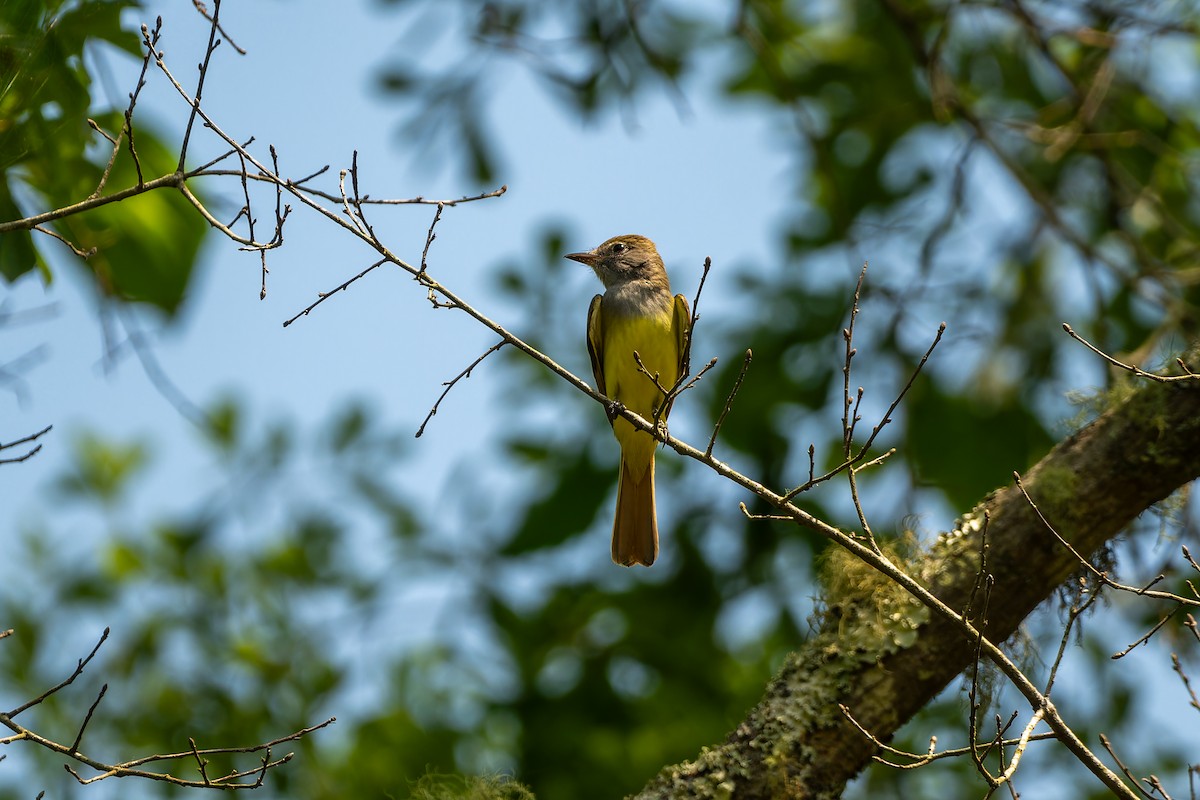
[1063, 323, 1199, 383]
[1111, 606, 1182, 660]
[1045, 578, 1102, 696]
[68, 684, 108, 755]
[419, 202, 444, 275]
[32, 224, 96, 258]
[0, 425, 53, 465]
[1015, 472, 1199, 607]
[177, 0, 224, 171]
[283, 258, 389, 327]
[416, 341, 508, 438]
[191, 0, 247, 55]
[1170, 654, 1200, 715]
[783, 321, 946, 501]
[838, 704, 1055, 772]
[738, 502, 791, 522]
[842, 262, 868, 455]
[6, 628, 109, 718]
[680, 255, 711, 378]
[706, 349, 752, 457]
[847, 445, 895, 554]
[1099, 734, 1161, 800]
[1, 629, 333, 790]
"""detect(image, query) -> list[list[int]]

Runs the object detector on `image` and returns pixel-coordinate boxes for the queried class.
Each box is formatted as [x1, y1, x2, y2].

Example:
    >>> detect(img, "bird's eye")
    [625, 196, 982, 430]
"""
[612, 242, 626, 253]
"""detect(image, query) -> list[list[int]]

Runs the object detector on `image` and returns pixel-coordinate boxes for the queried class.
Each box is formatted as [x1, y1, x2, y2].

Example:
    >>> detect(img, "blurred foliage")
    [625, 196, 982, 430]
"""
[4, 1, 1200, 800]
[0, 399, 408, 799]
[0, 0, 203, 314]
[410, 773, 535, 800]
[371, 0, 1200, 797]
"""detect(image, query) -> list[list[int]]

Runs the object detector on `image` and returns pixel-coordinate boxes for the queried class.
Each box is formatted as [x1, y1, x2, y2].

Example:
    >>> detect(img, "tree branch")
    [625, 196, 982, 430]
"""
[635, 348, 1200, 798]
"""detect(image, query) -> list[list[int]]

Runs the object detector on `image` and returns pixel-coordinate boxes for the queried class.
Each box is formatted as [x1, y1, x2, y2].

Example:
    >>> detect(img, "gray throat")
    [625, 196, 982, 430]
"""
[603, 279, 673, 318]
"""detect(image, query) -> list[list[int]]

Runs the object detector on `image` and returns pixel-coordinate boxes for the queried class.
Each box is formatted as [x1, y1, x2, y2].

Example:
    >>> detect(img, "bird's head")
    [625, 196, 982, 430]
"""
[565, 234, 664, 289]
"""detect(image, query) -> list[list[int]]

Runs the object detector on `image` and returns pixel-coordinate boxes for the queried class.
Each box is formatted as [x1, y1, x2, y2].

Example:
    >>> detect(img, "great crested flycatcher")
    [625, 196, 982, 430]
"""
[566, 235, 690, 567]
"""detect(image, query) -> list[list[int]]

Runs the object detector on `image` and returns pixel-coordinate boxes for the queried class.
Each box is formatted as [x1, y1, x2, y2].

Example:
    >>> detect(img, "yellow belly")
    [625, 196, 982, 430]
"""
[603, 309, 679, 480]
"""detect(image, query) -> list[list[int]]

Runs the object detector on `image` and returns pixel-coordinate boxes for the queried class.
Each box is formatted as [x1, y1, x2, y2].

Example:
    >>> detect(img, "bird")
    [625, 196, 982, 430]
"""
[565, 235, 690, 566]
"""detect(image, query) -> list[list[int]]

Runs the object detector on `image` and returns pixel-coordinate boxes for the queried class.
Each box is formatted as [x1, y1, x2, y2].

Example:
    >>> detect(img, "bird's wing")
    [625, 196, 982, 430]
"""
[660, 293, 692, 421]
[586, 294, 616, 424]
[673, 293, 692, 378]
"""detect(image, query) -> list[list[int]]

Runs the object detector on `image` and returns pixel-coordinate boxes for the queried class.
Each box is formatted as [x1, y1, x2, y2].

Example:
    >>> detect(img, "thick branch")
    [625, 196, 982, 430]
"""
[638, 353, 1200, 799]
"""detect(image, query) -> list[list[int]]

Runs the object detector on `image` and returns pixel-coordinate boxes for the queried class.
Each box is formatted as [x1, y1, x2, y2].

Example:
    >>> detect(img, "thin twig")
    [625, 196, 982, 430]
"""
[32, 225, 96, 258]
[337, 167, 367, 237]
[6, 628, 109, 718]
[650, 355, 718, 427]
[177, 0, 223, 172]
[1063, 323, 1199, 382]
[1111, 606, 1182, 659]
[69, 684, 108, 755]
[416, 342, 507, 438]
[631, 351, 670, 399]
[846, 444, 895, 553]
[347, 150, 380, 245]
[994, 708, 1045, 787]
[259, 157, 279, 300]
[191, 0, 247, 54]
[846, 472, 877, 549]
[1184, 546, 1200, 575]
[842, 262, 868, 455]
[1170, 654, 1200, 714]
[856, 322, 945, 454]
[851, 448, 895, 474]
[1045, 578, 1101, 696]
[783, 321, 946, 501]
[680, 255, 711, 378]
[0, 425, 52, 465]
[738, 502, 791, 522]
[189, 737, 211, 785]
[1, 636, 334, 793]
[1014, 472, 1198, 607]
[419, 202, 444, 275]
[238, 146, 260, 291]
[963, 511, 991, 624]
[706, 349, 752, 457]
[838, 704, 1056, 771]
[1099, 734, 1159, 800]
[967, 566, 995, 779]
[87, 117, 117, 145]
[283, 258, 388, 327]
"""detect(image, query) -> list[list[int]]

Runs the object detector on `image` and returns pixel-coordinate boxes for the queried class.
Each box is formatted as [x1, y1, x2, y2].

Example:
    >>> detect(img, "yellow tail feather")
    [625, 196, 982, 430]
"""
[612, 455, 658, 567]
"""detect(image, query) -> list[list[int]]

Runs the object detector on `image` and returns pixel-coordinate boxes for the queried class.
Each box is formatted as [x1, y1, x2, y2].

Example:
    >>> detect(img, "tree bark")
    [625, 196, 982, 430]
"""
[637, 356, 1200, 799]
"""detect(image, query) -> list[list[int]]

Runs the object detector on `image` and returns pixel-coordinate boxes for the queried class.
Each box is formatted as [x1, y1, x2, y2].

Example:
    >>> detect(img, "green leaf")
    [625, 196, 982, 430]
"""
[907, 380, 1055, 510]
[0, 179, 38, 281]
[56, 432, 150, 505]
[40, 120, 207, 315]
[501, 445, 612, 556]
[1, 2, 206, 314]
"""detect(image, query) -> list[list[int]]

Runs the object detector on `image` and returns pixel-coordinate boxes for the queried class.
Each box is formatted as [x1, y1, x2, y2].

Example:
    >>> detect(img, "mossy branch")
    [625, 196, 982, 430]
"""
[635, 348, 1200, 799]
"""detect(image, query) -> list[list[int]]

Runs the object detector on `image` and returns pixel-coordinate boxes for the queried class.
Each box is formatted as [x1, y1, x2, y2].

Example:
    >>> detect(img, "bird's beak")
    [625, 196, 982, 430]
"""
[565, 250, 598, 266]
